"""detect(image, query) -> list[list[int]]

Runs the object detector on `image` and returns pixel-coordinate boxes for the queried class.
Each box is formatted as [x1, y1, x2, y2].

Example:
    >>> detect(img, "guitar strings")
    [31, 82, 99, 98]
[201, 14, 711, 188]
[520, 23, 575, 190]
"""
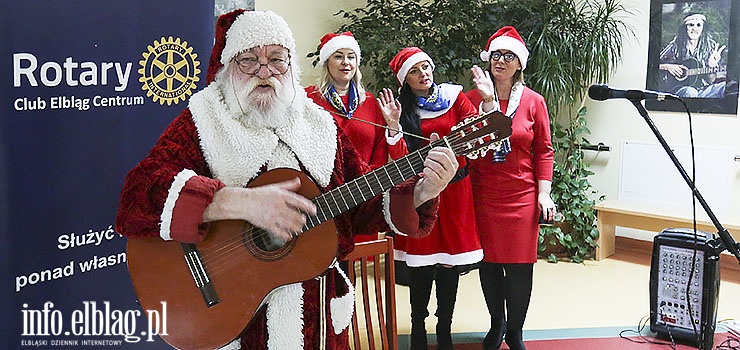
[198, 129, 486, 274]
[196, 121, 500, 275]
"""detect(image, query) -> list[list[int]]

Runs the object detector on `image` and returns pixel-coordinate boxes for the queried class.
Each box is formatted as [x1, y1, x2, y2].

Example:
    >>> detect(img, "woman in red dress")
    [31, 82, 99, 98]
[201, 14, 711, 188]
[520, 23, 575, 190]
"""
[390, 46, 482, 350]
[306, 32, 407, 247]
[465, 26, 556, 350]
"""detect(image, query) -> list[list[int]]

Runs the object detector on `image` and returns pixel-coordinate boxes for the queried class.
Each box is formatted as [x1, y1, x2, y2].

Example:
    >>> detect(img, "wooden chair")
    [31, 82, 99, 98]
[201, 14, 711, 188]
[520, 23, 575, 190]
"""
[342, 236, 398, 350]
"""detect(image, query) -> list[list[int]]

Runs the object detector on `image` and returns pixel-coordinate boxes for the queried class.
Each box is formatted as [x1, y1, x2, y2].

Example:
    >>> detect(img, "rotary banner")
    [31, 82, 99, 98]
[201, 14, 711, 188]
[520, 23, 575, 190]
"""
[1, 1, 214, 348]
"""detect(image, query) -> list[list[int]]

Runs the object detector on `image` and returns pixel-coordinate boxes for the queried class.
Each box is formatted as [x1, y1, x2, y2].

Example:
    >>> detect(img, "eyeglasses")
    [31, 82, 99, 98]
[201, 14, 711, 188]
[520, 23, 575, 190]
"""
[490, 51, 517, 62]
[233, 55, 291, 76]
[686, 22, 703, 28]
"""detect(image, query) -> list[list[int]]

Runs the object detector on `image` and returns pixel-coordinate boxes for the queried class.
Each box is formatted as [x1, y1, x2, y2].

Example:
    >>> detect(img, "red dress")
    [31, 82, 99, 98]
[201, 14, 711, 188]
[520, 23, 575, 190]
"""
[393, 84, 483, 267]
[465, 87, 554, 263]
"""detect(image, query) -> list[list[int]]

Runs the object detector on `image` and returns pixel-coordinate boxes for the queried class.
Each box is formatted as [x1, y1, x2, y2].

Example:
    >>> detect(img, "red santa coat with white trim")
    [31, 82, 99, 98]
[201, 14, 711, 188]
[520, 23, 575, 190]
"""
[393, 84, 482, 267]
[115, 85, 439, 350]
[465, 86, 554, 263]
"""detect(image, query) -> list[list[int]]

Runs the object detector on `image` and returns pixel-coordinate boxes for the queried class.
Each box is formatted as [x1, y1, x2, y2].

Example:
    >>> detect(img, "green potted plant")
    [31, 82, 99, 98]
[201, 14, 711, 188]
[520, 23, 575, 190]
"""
[319, 0, 633, 262]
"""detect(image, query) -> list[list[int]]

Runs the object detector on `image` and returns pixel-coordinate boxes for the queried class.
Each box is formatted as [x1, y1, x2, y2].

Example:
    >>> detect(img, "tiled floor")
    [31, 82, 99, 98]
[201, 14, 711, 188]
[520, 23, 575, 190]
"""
[392, 249, 740, 349]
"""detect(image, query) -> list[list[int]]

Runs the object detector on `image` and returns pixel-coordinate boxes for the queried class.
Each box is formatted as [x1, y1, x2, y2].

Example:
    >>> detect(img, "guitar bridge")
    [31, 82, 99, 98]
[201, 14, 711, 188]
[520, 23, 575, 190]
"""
[181, 243, 220, 307]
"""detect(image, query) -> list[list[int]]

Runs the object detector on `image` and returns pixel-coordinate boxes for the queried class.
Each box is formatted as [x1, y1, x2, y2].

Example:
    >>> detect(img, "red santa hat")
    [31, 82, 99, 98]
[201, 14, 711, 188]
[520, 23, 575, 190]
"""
[205, 10, 299, 85]
[389, 47, 435, 86]
[318, 31, 362, 66]
[479, 26, 529, 70]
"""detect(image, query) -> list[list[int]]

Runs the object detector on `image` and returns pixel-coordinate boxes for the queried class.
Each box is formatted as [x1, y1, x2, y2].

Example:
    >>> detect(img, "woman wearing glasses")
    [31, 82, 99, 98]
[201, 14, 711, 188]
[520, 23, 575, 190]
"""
[465, 26, 555, 350]
[390, 46, 482, 350]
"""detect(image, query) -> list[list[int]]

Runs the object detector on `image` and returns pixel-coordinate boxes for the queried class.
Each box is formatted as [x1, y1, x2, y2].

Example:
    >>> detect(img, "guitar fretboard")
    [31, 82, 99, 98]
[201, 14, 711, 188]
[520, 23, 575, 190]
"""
[302, 144, 434, 231]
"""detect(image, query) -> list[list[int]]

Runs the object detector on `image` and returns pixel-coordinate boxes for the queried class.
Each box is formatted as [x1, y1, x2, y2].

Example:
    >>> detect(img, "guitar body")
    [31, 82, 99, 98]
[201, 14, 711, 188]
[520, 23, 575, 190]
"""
[127, 168, 338, 350]
[660, 57, 723, 92]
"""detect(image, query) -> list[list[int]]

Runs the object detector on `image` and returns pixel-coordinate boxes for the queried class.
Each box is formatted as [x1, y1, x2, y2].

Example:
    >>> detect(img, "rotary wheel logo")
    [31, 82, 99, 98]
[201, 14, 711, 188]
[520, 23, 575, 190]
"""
[139, 36, 201, 105]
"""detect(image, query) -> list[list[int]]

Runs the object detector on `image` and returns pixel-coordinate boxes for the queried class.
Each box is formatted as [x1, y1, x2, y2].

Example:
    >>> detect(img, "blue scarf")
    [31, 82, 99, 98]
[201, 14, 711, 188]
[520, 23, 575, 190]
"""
[326, 81, 359, 118]
[416, 83, 450, 111]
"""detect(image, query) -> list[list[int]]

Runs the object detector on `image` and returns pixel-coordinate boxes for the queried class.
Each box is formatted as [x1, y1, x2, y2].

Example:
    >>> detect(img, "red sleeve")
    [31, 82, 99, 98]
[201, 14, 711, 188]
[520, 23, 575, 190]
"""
[528, 90, 554, 181]
[464, 89, 482, 110]
[116, 111, 219, 242]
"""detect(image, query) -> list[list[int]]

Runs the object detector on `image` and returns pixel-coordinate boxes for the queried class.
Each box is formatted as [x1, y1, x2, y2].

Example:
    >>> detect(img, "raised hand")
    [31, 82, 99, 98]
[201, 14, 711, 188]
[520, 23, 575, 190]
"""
[378, 88, 402, 135]
[471, 65, 495, 102]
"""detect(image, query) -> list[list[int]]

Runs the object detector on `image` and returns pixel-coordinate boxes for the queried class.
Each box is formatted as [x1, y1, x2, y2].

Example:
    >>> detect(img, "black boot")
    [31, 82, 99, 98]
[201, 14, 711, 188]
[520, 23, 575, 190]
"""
[479, 263, 506, 350]
[482, 317, 505, 350]
[502, 264, 533, 350]
[504, 330, 526, 350]
[434, 266, 459, 350]
[409, 265, 435, 350]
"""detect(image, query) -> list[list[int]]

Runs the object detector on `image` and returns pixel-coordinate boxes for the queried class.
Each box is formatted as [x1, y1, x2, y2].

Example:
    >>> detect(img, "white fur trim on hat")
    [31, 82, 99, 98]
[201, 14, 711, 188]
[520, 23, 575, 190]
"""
[319, 35, 361, 66]
[396, 51, 434, 85]
[479, 36, 529, 70]
[221, 11, 297, 65]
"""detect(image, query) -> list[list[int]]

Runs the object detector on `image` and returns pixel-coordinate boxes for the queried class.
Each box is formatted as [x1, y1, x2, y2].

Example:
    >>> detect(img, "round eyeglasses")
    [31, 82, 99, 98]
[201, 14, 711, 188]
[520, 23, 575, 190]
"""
[233, 56, 291, 76]
[490, 51, 517, 63]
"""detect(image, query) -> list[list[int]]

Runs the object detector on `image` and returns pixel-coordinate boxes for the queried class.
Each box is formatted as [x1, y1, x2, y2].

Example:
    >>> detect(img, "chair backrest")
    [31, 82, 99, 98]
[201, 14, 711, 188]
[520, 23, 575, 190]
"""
[342, 236, 398, 350]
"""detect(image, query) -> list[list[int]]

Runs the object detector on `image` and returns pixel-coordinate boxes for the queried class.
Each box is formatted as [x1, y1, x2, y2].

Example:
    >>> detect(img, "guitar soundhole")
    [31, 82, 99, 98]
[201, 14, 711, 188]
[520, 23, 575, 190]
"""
[243, 226, 296, 262]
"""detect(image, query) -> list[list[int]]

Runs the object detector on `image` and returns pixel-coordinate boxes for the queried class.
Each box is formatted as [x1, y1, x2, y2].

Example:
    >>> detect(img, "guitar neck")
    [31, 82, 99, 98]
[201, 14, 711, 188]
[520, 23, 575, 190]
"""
[303, 144, 434, 231]
[687, 66, 721, 76]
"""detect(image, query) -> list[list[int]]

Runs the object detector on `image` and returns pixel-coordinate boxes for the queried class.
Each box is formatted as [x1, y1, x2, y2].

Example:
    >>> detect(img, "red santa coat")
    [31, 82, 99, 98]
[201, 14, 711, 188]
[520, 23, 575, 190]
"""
[393, 84, 482, 267]
[115, 82, 439, 350]
[465, 85, 554, 263]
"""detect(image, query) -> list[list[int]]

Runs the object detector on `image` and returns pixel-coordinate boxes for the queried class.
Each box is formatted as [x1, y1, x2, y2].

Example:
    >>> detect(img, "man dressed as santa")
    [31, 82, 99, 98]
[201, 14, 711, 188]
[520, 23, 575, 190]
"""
[116, 9, 459, 350]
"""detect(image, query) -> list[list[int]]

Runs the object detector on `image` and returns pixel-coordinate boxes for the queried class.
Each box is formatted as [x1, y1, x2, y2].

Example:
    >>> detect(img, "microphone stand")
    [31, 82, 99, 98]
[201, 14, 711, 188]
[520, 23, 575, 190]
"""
[628, 98, 740, 263]
[629, 98, 739, 350]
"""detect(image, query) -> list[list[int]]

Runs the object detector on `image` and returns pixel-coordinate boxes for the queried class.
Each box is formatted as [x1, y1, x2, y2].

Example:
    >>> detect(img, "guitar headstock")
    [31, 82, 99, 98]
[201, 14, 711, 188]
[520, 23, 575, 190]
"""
[443, 110, 513, 159]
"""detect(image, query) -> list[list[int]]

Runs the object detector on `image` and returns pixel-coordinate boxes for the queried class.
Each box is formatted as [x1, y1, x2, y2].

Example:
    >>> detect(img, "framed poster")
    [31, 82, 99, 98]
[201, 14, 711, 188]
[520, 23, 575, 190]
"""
[645, 0, 739, 114]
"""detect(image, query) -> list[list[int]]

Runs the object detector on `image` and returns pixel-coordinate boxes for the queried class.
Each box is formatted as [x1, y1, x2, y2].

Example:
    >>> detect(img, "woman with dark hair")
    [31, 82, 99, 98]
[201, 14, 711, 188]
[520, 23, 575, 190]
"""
[465, 26, 556, 350]
[659, 13, 727, 97]
[390, 46, 482, 350]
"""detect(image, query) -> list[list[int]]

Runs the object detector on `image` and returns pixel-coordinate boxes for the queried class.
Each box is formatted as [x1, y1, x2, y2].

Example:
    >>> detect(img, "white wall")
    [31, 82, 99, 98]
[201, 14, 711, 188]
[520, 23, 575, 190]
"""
[256, 0, 367, 87]
[584, 0, 740, 240]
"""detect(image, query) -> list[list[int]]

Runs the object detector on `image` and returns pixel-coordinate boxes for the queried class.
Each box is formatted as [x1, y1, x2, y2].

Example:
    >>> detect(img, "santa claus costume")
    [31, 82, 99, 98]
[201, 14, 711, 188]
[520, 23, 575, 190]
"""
[465, 26, 555, 350]
[389, 47, 482, 350]
[116, 10, 439, 350]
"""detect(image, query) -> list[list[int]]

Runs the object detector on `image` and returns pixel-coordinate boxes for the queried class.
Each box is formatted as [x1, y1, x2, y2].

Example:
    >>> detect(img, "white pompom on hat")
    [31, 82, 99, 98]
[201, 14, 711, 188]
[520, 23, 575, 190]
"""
[479, 26, 529, 70]
[318, 31, 361, 66]
[389, 47, 435, 86]
[220, 10, 297, 65]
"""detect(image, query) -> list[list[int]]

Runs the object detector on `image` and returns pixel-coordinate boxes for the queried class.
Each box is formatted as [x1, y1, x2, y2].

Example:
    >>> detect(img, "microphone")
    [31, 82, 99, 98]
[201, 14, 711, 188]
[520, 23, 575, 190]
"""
[588, 84, 679, 101]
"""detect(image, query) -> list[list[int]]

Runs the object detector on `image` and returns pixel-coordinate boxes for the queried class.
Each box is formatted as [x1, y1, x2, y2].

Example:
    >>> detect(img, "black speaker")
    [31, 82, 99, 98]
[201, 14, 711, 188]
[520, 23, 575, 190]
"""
[650, 228, 720, 349]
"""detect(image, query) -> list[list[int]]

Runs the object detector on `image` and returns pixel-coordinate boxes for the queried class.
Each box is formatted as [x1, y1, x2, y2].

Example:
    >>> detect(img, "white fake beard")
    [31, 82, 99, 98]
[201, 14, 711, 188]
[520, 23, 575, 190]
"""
[218, 68, 298, 129]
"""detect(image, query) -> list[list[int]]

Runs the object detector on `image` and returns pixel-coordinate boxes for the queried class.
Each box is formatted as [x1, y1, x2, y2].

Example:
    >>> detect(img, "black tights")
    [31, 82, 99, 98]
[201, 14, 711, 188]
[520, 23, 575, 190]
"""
[408, 265, 460, 350]
[478, 262, 533, 333]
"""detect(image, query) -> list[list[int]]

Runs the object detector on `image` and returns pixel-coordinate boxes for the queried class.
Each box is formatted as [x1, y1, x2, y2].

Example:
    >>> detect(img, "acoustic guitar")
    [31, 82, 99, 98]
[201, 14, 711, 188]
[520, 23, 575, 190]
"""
[661, 57, 725, 91]
[126, 110, 512, 349]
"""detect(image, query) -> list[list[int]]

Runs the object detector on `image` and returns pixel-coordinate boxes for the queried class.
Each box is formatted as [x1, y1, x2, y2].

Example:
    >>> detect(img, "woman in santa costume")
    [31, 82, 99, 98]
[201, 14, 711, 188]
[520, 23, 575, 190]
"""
[389, 47, 483, 350]
[465, 26, 556, 350]
[305, 31, 408, 248]
[116, 10, 459, 350]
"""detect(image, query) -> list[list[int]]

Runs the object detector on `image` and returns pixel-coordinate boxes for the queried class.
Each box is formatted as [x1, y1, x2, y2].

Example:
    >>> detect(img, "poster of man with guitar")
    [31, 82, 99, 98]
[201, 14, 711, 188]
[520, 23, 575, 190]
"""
[116, 9, 512, 350]
[659, 13, 728, 98]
